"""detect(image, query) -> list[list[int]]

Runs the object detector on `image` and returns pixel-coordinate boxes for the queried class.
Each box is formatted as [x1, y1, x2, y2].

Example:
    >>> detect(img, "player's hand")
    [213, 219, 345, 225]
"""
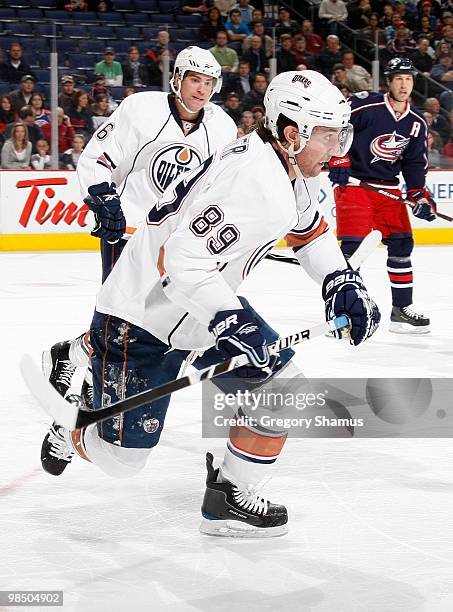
[84, 182, 126, 244]
[407, 188, 437, 222]
[328, 155, 351, 187]
[322, 269, 380, 346]
[209, 309, 278, 381]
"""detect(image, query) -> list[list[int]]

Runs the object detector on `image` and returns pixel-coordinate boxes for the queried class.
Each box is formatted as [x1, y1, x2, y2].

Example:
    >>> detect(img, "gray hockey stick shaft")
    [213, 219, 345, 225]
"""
[20, 316, 349, 431]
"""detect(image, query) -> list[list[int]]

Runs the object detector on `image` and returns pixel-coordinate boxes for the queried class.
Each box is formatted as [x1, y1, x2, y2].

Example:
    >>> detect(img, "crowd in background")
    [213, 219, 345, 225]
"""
[1, 0, 453, 169]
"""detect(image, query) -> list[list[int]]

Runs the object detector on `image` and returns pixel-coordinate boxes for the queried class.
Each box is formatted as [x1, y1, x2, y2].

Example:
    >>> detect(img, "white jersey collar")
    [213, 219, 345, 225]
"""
[384, 92, 410, 121]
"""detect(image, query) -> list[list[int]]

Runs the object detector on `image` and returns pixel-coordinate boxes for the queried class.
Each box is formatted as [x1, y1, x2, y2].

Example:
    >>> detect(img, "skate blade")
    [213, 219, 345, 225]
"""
[389, 322, 431, 335]
[42, 350, 52, 378]
[199, 517, 288, 538]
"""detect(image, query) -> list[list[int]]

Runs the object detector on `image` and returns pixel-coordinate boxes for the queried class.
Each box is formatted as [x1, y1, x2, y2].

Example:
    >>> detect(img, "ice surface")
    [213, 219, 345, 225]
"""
[1, 246, 452, 611]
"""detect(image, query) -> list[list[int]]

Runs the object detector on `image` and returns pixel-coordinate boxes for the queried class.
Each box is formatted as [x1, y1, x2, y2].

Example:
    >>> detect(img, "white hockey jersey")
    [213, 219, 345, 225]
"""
[96, 131, 340, 351]
[77, 92, 237, 227]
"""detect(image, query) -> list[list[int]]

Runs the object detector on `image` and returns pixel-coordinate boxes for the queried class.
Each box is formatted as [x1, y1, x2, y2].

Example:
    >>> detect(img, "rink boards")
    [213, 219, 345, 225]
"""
[0, 169, 452, 251]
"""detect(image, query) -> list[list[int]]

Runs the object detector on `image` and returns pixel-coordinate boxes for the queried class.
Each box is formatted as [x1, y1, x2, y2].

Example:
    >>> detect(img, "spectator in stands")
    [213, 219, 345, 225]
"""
[210, 30, 239, 72]
[276, 34, 298, 74]
[31, 139, 52, 170]
[319, 0, 348, 35]
[122, 46, 150, 88]
[239, 109, 254, 134]
[418, 0, 437, 30]
[223, 91, 242, 123]
[430, 53, 453, 91]
[31, 93, 50, 128]
[1, 123, 31, 169]
[95, 48, 123, 87]
[145, 32, 177, 78]
[251, 104, 264, 122]
[275, 6, 299, 37]
[123, 87, 135, 98]
[232, 0, 254, 26]
[413, 15, 438, 47]
[338, 84, 351, 98]
[91, 93, 112, 130]
[90, 75, 118, 112]
[357, 12, 386, 53]
[341, 51, 372, 91]
[316, 35, 342, 77]
[435, 42, 452, 60]
[387, 20, 417, 56]
[0, 43, 35, 85]
[302, 19, 324, 56]
[67, 90, 94, 141]
[424, 97, 451, 144]
[332, 63, 360, 92]
[0, 96, 17, 134]
[96, 1, 110, 11]
[58, 76, 78, 112]
[379, 3, 394, 29]
[243, 20, 273, 58]
[42, 107, 75, 155]
[412, 36, 434, 76]
[15, 105, 43, 153]
[251, 7, 263, 21]
[240, 72, 267, 110]
[225, 8, 250, 43]
[215, 0, 236, 18]
[64, 0, 88, 11]
[61, 134, 85, 170]
[292, 35, 315, 69]
[242, 35, 269, 74]
[199, 7, 225, 43]
[395, 1, 417, 32]
[221, 60, 252, 99]
[438, 25, 453, 48]
[182, 0, 210, 15]
[9, 75, 35, 114]
[427, 129, 442, 168]
[348, 0, 371, 31]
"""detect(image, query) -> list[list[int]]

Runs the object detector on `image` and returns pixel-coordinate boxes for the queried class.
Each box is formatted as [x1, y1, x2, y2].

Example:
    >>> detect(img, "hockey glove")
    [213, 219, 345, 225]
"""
[84, 182, 126, 244]
[328, 155, 351, 187]
[407, 188, 437, 222]
[322, 269, 381, 346]
[209, 309, 278, 381]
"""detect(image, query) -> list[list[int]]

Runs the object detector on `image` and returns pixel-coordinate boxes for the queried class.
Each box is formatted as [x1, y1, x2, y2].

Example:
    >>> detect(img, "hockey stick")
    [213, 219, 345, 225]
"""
[20, 315, 349, 432]
[264, 229, 382, 268]
[348, 178, 453, 223]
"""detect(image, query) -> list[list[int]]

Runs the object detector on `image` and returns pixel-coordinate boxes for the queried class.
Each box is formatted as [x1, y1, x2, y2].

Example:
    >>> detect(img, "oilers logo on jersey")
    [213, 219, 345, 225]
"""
[370, 131, 410, 164]
[149, 144, 203, 195]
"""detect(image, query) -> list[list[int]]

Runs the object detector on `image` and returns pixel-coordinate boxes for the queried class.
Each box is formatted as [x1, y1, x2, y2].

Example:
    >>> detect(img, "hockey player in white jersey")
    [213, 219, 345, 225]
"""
[41, 70, 380, 537]
[42, 46, 237, 409]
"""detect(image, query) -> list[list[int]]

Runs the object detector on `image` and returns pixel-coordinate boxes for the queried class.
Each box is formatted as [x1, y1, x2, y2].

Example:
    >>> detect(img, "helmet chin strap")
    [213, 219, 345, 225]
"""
[286, 139, 306, 180]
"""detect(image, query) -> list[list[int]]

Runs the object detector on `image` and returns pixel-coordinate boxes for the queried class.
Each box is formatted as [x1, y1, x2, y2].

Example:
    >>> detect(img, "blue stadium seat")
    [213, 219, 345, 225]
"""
[116, 25, 143, 40]
[124, 13, 149, 23]
[32, 0, 57, 7]
[175, 14, 202, 25]
[43, 9, 70, 20]
[0, 37, 20, 49]
[105, 40, 130, 53]
[68, 53, 95, 70]
[98, 12, 123, 23]
[78, 39, 103, 53]
[89, 25, 115, 39]
[61, 24, 90, 39]
[56, 39, 79, 53]
[0, 83, 13, 95]
[172, 41, 186, 52]
[22, 38, 49, 52]
[109, 86, 124, 100]
[141, 26, 159, 40]
[6, 22, 34, 36]
[23, 8, 44, 21]
[172, 28, 194, 42]
[0, 8, 17, 21]
[35, 23, 59, 37]
[113, 0, 134, 11]
[158, 0, 180, 11]
[196, 41, 211, 49]
[9, 0, 31, 8]
[134, 0, 158, 12]
[34, 68, 50, 82]
[72, 11, 97, 22]
[151, 14, 175, 24]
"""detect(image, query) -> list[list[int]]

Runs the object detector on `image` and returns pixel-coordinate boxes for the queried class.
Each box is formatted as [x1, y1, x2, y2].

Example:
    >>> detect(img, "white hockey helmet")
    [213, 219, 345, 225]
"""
[264, 70, 353, 158]
[170, 46, 222, 111]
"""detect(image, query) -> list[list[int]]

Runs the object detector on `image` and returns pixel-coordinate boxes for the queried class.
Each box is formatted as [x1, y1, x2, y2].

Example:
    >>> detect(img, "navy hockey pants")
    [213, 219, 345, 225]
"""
[90, 298, 294, 448]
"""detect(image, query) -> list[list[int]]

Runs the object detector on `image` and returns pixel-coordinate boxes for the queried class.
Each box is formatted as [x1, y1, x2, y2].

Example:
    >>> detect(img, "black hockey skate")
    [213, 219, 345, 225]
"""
[389, 305, 430, 334]
[81, 379, 94, 410]
[41, 422, 75, 476]
[199, 453, 288, 538]
[42, 340, 77, 397]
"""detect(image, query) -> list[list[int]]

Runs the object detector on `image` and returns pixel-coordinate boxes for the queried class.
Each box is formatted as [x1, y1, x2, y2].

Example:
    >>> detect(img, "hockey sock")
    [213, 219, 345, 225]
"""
[387, 256, 413, 307]
[68, 332, 92, 368]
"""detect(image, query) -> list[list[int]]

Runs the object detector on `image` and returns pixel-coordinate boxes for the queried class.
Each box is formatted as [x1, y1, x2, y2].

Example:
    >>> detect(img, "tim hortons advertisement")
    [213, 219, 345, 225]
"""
[0, 171, 93, 234]
[319, 170, 453, 231]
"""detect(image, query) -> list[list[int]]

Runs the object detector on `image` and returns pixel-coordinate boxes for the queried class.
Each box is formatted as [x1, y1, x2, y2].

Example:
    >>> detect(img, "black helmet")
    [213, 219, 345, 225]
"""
[384, 57, 417, 78]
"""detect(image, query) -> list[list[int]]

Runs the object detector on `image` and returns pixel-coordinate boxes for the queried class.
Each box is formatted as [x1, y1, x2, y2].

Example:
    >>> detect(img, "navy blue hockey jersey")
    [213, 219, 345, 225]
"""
[348, 91, 428, 190]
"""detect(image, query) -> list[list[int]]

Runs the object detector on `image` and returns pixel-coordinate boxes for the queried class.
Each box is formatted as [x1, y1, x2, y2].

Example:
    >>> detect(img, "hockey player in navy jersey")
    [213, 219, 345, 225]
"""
[328, 57, 436, 334]
[39, 70, 380, 537]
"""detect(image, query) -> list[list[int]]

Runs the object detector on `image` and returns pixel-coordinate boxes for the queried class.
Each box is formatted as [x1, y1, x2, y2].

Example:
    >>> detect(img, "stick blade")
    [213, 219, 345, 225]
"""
[20, 354, 79, 430]
[348, 229, 382, 270]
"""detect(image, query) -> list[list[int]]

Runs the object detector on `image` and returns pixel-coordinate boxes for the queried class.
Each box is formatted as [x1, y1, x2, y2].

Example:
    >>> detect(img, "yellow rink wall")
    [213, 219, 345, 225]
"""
[1, 170, 453, 251]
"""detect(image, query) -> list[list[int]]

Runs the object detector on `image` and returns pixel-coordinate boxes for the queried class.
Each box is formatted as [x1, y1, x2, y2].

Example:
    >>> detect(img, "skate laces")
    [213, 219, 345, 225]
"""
[56, 361, 76, 387]
[232, 477, 271, 515]
[401, 306, 425, 320]
[48, 424, 74, 462]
